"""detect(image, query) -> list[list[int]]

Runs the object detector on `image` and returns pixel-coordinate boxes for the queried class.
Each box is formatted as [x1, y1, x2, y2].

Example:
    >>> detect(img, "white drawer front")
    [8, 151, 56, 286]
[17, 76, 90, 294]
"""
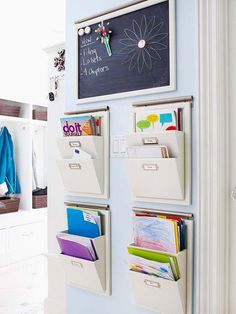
[8, 223, 45, 263]
[0, 229, 7, 267]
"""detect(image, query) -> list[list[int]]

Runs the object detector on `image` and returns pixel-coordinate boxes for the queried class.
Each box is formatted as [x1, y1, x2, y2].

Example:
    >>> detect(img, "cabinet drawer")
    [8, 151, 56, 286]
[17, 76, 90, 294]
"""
[0, 228, 7, 267]
[8, 223, 45, 263]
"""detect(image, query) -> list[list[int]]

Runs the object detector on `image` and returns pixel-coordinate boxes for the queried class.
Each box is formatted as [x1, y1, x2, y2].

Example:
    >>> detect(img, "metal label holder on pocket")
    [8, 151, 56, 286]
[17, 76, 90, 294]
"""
[144, 279, 161, 288]
[143, 164, 159, 171]
[69, 163, 81, 170]
[71, 260, 83, 268]
[69, 140, 81, 148]
[142, 137, 159, 145]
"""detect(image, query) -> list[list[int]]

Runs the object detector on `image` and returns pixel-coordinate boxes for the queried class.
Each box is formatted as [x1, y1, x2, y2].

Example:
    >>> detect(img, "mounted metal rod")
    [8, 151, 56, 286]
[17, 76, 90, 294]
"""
[74, 0, 147, 25]
[65, 201, 109, 211]
[132, 96, 194, 107]
[133, 207, 193, 219]
[64, 106, 109, 115]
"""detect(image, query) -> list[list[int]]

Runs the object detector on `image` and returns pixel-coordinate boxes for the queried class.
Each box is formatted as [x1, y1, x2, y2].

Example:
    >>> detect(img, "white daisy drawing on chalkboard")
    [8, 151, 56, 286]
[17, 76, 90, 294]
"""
[119, 15, 168, 73]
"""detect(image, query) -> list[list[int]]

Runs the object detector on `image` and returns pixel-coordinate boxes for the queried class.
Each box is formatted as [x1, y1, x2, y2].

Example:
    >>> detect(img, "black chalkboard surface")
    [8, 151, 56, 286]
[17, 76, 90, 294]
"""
[77, 0, 175, 100]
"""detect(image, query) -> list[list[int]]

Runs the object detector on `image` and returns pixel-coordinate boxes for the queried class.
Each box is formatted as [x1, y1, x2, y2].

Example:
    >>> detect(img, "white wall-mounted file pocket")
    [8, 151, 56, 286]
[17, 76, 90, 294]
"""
[59, 202, 111, 296]
[129, 99, 192, 205]
[57, 159, 103, 195]
[59, 235, 106, 294]
[128, 249, 186, 314]
[125, 131, 185, 201]
[57, 108, 109, 198]
[57, 136, 103, 159]
[126, 157, 184, 200]
[129, 208, 194, 314]
[127, 131, 184, 158]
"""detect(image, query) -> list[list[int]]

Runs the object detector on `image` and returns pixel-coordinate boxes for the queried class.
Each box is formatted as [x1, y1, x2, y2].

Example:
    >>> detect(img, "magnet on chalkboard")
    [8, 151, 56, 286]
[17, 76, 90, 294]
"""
[95, 21, 112, 57]
[85, 26, 91, 35]
[78, 28, 85, 36]
[49, 92, 55, 101]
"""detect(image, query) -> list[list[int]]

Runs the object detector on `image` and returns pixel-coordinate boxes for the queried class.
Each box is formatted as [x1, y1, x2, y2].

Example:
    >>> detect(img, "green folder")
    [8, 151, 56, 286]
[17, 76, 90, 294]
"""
[127, 246, 180, 280]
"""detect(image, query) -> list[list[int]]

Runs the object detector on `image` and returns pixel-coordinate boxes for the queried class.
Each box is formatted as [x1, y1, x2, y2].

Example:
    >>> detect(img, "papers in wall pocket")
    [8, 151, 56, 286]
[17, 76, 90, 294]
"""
[67, 207, 101, 238]
[57, 231, 97, 261]
[133, 215, 180, 253]
[128, 254, 175, 281]
[128, 245, 180, 281]
[135, 108, 181, 132]
[73, 148, 92, 159]
[127, 145, 169, 158]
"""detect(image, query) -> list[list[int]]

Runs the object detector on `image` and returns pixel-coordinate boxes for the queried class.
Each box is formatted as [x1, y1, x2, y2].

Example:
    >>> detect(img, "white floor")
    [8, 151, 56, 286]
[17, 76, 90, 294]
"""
[0, 255, 47, 314]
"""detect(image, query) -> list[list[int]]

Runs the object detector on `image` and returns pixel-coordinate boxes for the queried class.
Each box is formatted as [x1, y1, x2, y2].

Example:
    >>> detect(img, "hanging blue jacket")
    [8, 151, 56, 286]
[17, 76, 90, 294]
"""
[0, 127, 21, 194]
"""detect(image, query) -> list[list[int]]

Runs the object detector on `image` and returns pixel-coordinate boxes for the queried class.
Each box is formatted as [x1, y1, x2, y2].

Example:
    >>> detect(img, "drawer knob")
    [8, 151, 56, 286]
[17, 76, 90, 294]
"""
[144, 279, 160, 288]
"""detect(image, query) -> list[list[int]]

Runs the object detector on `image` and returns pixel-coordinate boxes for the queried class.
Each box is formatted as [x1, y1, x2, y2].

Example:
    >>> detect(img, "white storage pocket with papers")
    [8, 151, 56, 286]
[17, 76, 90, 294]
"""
[57, 158, 103, 195]
[57, 109, 109, 198]
[128, 248, 187, 314]
[59, 203, 111, 296]
[125, 131, 185, 203]
[59, 235, 106, 294]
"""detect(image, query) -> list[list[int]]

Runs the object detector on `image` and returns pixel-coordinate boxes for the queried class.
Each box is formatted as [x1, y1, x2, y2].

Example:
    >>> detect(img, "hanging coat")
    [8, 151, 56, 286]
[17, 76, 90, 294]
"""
[0, 127, 21, 195]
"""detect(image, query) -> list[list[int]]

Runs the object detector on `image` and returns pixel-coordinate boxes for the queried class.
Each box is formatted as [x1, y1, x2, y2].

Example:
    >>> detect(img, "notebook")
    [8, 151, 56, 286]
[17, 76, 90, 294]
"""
[135, 108, 181, 133]
[133, 215, 180, 253]
[60, 115, 101, 137]
[67, 207, 101, 238]
[57, 231, 97, 261]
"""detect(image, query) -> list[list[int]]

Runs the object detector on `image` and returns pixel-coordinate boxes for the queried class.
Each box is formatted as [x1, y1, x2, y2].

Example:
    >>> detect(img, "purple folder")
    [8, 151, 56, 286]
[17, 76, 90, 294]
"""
[57, 236, 95, 261]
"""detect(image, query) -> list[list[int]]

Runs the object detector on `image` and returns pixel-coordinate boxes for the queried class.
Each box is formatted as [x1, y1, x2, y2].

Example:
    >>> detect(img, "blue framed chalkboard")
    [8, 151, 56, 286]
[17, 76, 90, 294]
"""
[76, 0, 176, 103]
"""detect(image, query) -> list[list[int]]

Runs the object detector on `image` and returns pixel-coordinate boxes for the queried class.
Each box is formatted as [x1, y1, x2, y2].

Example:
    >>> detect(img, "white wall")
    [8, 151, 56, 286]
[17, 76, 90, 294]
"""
[65, 0, 198, 314]
[0, 0, 65, 105]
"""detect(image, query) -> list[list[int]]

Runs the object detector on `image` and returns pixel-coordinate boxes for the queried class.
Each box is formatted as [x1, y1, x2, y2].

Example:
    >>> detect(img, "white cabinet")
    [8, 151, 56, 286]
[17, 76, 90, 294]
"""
[0, 229, 7, 267]
[0, 98, 48, 268]
[8, 222, 46, 264]
[0, 99, 48, 211]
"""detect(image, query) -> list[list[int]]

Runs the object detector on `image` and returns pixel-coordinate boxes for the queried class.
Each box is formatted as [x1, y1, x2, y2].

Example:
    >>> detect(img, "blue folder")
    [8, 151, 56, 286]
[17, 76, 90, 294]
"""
[67, 207, 101, 238]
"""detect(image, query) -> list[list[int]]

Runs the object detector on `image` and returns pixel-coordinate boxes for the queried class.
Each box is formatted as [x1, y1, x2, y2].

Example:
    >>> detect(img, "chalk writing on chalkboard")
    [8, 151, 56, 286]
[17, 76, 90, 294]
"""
[119, 16, 168, 73]
[77, 0, 174, 100]
[80, 36, 110, 78]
